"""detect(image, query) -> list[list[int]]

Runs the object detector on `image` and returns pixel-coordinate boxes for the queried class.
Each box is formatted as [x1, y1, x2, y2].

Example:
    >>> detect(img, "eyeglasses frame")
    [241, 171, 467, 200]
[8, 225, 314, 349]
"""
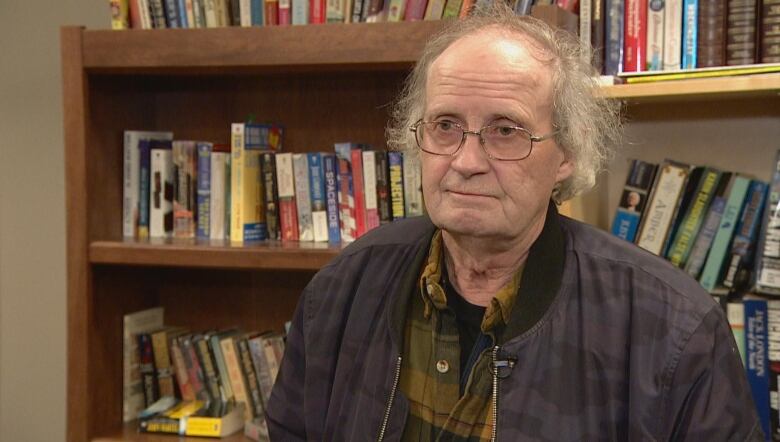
[409, 119, 558, 161]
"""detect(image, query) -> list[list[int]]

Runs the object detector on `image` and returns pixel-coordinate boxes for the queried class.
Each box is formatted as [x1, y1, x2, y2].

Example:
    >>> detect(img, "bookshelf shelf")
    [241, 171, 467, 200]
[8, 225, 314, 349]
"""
[89, 240, 341, 270]
[93, 424, 249, 441]
[601, 73, 780, 102]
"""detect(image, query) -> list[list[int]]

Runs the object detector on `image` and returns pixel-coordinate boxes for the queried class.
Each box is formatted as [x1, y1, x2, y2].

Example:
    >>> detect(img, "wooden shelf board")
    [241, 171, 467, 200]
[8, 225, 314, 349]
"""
[89, 239, 342, 270]
[81, 21, 446, 73]
[600, 73, 780, 102]
[93, 423, 255, 441]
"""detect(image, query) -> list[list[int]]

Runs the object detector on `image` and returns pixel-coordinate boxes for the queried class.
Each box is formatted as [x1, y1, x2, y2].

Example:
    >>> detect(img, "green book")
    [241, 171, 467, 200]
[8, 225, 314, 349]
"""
[667, 168, 721, 267]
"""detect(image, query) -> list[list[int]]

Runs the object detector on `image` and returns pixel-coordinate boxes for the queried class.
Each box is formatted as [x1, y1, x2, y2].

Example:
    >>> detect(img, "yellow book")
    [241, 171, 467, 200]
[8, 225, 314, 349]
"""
[619, 62, 780, 84]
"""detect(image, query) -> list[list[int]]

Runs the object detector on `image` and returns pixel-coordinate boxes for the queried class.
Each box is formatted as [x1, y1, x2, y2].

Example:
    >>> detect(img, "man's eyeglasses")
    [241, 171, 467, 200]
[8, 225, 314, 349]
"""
[409, 120, 557, 161]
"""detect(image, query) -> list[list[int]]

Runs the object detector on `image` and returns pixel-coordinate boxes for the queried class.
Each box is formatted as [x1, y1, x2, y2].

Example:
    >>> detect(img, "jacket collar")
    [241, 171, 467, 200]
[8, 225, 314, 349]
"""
[388, 201, 566, 351]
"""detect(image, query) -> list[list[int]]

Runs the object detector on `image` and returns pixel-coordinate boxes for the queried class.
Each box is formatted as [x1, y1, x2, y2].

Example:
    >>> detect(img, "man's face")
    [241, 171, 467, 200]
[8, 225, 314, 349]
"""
[421, 30, 573, 241]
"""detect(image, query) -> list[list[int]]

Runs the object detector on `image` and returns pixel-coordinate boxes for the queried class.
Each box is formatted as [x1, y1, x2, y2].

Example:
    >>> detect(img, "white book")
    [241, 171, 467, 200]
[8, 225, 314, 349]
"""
[327, 0, 346, 22]
[138, 0, 153, 28]
[149, 148, 174, 238]
[362, 151, 380, 230]
[210, 151, 228, 240]
[636, 162, 689, 255]
[123, 130, 173, 238]
[240, 0, 252, 26]
[403, 153, 424, 217]
[423, 0, 446, 19]
[123, 307, 164, 422]
[647, 0, 665, 70]
[293, 154, 314, 241]
[292, 0, 309, 24]
[184, 0, 196, 27]
[204, 0, 219, 27]
[663, 0, 683, 70]
[580, 0, 593, 63]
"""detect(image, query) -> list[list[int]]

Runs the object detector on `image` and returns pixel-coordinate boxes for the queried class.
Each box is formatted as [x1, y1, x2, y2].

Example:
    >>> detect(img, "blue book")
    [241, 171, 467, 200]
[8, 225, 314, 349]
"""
[138, 139, 153, 239]
[681, 0, 698, 69]
[177, 0, 189, 27]
[610, 159, 658, 242]
[700, 176, 750, 292]
[196, 142, 212, 239]
[323, 153, 341, 244]
[684, 194, 728, 279]
[251, 0, 264, 25]
[308, 153, 328, 242]
[723, 180, 768, 289]
[604, 0, 624, 75]
[164, 0, 180, 27]
[745, 298, 771, 440]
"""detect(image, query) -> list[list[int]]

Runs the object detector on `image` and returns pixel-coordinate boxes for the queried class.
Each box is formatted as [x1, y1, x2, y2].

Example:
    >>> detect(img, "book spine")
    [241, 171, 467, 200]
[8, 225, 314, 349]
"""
[293, 154, 314, 241]
[350, 149, 367, 237]
[745, 299, 771, 438]
[699, 176, 750, 291]
[728, 301, 747, 364]
[663, 0, 684, 69]
[308, 153, 329, 242]
[111, 0, 130, 29]
[605, 0, 625, 74]
[362, 151, 380, 232]
[723, 180, 768, 288]
[238, 338, 264, 417]
[591, 0, 606, 71]
[181, 336, 212, 403]
[184, 0, 196, 26]
[684, 194, 727, 278]
[388, 151, 405, 219]
[279, 0, 292, 23]
[137, 333, 159, 407]
[646, 0, 665, 70]
[164, 0, 181, 26]
[204, 0, 219, 26]
[335, 143, 357, 241]
[150, 149, 174, 238]
[239, 0, 251, 25]
[404, 0, 427, 20]
[726, 0, 758, 65]
[262, 337, 282, 382]
[220, 337, 252, 421]
[248, 336, 274, 405]
[276, 153, 299, 241]
[756, 152, 780, 295]
[442, 0, 462, 17]
[423, 0, 445, 19]
[624, 0, 649, 71]
[768, 300, 780, 440]
[195, 336, 223, 402]
[323, 153, 342, 243]
[209, 334, 234, 401]
[761, 0, 780, 63]
[242, 149, 267, 242]
[310, 0, 325, 22]
[151, 329, 177, 398]
[375, 151, 391, 224]
[667, 168, 721, 267]
[292, 0, 308, 23]
[149, 0, 169, 26]
[696, 0, 727, 67]
[580, 0, 593, 64]
[351, 0, 365, 21]
[327, 0, 345, 21]
[636, 162, 689, 255]
[173, 141, 197, 238]
[403, 153, 424, 217]
[681, 0, 699, 68]
[610, 159, 658, 242]
[261, 152, 280, 241]
[230, 124, 245, 242]
[209, 152, 227, 240]
[170, 337, 196, 401]
[196, 142, 212, 239]
[138, 140, 152, 239]
[250, 0, 264, 24]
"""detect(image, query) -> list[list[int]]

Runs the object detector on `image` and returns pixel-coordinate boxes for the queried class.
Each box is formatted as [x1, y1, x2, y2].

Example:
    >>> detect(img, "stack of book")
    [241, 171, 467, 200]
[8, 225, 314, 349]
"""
[123, 124, 424, 245]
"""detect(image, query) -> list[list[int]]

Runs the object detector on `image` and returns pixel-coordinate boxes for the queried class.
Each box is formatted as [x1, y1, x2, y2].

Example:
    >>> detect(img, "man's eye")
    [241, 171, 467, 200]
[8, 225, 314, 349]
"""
[436, 121, 456, 132]
[497, 126, 517, 136]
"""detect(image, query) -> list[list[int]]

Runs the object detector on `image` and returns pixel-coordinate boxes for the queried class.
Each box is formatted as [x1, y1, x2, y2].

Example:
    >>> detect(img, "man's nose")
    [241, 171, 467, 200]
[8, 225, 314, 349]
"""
[450, 131, 490, 176]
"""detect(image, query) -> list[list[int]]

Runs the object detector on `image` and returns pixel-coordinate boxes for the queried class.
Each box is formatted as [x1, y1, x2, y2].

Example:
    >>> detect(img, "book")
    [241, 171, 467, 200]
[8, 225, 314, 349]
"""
[661, 166, 705, 258]
[276, 152, 299, 241]
[196, 142, 212, 239]
[123, 307, 164, 422]
[194, 333, 224, 403]
[150, 326, 188, 399]
[164, 0, 181, 26]
[624, 0, 649, 71]
[149, 0, 168, 27]
[768, 300, 780, 440]
[375, 151, 392, 224]
[618, 62, 780, 83]
[111, 0, 130, 30]
[760, 0, 780, 63]
[683, 172, 733, 279]
[308, 153, 329, 242]
[591, 0, 606, 71]
[681, 0, 698, 69]
[699, 175, 750, 292]
[580, 0, 593, 65]
[403, 152, 424, 217]
[636, 160, 690, 255]
[244, 417, 270, 441]
[424, 0, 445, 18]
[755, 151, 780, 295]
[173, 141, 197, 238]
[728, 301, 747, 365]
[610, 159, 658, 242]
[210, 149, 230, 240]
[745, 298, 771, 439]
[293, 0, 309, 23]
[646, 0, 665, 70]
[220, 334, 253, 421]
[605, 0, 625, 75]
[404, 0, 427, 20]
[170, 332, 196, 401]
[722, 180, 768, 289]
[310, 0, 326, 22]
[137, 333, 159, 407]
[247, 333, 274, 406]
[261, 152, 281, 241]
[350, 148, 367, 237]
[293, 153, 314, 241]
[238, 336, 265, 418]
[150, 146, 175, 238]
[123, 130, 173, 238]
[323, 153, 342, 243]
[666, 167, 721, 267]
[696, 0, 727, 67]
[663, 0, 683, 70]
[388, 151, 405, 219]
[180, 334, 213, 403]
[139, 399, 245, 437]
[230, 123, 268, 243]
[726, 0, 758, 65]
[209, 329, 238, 402]
[335, 143, 359, 241]
[362, 151, 381, 232]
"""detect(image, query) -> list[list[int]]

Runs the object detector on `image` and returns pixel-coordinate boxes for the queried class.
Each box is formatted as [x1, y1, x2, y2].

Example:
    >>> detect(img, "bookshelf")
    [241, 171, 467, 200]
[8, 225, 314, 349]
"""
[62, 16, 780, 442]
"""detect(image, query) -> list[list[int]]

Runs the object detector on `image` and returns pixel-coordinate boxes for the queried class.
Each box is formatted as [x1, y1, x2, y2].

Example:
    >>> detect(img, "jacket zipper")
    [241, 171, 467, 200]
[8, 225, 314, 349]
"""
[491, 346, 500, 442]
[378, 355, 403, 442]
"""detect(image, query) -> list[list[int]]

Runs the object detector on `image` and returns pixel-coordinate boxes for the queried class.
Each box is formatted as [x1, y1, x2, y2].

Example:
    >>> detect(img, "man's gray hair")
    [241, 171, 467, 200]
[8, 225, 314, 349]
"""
[386, 3, 622, 202]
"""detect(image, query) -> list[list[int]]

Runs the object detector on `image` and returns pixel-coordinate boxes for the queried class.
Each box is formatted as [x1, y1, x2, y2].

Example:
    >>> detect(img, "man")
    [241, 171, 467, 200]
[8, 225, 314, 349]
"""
[267, 4, 761, 441]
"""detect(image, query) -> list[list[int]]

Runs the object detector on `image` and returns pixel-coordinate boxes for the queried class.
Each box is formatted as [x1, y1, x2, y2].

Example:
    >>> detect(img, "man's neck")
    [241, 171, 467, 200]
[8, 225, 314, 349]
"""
[441, 214, 546, 307]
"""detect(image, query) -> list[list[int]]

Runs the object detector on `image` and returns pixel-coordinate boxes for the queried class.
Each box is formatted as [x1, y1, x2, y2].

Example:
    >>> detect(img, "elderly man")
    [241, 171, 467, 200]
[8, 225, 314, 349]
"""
[266, 4, 760, 441]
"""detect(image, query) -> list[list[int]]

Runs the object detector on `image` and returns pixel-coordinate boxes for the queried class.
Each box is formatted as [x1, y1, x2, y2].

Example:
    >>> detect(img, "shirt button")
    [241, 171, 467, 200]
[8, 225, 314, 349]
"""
[436, 359, 450, 374]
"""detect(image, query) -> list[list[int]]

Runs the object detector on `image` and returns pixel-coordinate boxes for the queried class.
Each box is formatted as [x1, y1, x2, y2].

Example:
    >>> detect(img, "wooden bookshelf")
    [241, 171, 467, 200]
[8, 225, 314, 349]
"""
[63, 15, 780, 442]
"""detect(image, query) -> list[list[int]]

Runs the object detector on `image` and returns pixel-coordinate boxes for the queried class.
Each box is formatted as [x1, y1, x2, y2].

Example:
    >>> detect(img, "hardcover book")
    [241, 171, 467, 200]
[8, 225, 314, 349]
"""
[605, 0, 625, 74]
[624, 0, 649, 71]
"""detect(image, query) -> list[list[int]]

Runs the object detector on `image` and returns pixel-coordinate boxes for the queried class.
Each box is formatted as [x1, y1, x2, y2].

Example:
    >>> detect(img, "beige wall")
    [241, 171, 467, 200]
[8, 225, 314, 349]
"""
[0, 1, 106, 441]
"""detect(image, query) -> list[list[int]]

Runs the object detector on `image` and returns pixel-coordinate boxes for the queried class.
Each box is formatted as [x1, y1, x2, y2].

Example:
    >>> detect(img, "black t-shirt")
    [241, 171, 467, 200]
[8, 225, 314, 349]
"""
[442, 266, 487, 377]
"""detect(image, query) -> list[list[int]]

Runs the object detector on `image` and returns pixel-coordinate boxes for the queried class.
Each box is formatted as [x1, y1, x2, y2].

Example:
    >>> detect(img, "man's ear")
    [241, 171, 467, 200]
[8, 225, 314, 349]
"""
[555, 157, 574, 183]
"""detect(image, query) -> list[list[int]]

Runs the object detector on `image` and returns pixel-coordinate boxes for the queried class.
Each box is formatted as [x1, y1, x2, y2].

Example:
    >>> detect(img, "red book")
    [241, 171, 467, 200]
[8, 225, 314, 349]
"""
[266, 0, 280, 25]
[276, 153, 299, 241]
[278, 0, 291, 24]
[310, 0, 326, 22]
[623, 0, 648, 71]
[404, 0, 428, 20]
[351, 149, 367, 238]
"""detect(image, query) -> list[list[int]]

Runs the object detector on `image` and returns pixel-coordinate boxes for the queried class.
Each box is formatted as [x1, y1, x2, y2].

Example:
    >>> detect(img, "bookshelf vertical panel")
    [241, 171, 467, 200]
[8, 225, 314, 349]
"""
[62, 26, 91, 442]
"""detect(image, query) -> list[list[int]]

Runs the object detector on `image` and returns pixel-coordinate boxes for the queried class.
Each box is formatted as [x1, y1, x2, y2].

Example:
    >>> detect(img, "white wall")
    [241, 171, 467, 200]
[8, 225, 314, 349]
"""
[0, 2, 106, 441]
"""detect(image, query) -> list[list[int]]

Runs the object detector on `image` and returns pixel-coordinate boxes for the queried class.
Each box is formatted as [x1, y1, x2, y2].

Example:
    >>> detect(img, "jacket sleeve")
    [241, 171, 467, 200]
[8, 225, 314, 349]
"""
[265, 285, 309, 441]
[662, 305, 764, 441]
